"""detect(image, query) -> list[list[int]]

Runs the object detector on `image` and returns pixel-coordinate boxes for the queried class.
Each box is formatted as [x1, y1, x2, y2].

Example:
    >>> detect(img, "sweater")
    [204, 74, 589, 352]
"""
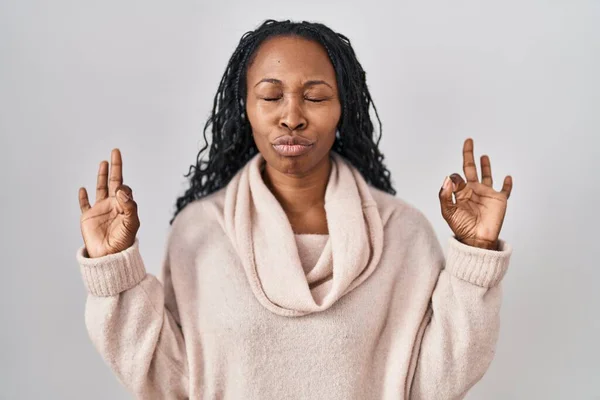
[294, 234, 329, 275]
[76, 151, 513, 400]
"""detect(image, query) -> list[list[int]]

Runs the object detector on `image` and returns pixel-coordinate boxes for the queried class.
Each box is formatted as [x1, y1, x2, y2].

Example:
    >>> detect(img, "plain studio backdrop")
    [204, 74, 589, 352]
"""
[1, 0, 598, 398]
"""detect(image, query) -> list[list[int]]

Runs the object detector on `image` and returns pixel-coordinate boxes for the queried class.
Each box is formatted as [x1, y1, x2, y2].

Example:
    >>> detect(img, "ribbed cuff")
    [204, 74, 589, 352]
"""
[445, 236, 512, 288]
[76, 238, 146, 297]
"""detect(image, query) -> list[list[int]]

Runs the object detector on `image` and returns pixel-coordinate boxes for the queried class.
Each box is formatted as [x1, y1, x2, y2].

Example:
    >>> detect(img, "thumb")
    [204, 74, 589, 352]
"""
[439, 176, 455, 221]
[116, 185, 136, 216]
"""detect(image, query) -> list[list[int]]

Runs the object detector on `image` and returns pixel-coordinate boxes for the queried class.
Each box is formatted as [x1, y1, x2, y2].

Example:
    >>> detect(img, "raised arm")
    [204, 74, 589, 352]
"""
[407, 137, 515, 397]
[76, 148, 188, 398]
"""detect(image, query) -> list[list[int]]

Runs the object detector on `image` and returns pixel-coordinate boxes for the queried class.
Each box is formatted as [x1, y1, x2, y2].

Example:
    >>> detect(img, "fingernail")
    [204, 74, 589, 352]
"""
[442, 176, 450, 189]
[117, 190, 129, 202]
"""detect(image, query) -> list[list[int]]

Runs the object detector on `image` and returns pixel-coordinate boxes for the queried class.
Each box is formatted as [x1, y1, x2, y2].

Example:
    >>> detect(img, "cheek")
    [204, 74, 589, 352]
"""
[246, 101, 276, 132]
[245, 101, 272, 154]
[311, 102, 341, 131]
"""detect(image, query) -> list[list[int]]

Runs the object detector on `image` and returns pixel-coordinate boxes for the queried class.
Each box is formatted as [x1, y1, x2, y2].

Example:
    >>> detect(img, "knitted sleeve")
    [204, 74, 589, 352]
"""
[76, 236, 189, 399]
[408, 221, 512, 399]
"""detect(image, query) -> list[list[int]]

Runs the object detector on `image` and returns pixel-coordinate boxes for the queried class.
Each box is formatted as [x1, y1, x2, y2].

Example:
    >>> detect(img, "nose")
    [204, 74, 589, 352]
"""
[279, 99, 307, 131]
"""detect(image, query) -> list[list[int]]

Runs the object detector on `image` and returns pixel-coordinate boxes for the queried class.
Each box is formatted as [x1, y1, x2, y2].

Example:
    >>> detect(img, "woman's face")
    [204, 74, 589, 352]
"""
[245, 35, 341, 176]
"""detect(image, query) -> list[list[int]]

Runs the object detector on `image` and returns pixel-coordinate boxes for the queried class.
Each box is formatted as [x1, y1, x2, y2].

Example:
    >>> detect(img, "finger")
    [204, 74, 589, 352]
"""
[116, 185, 136, 216]
[108, 148, 123, 198]
[96, 160, 109, 202]
[439, 176, 456, 221]
[449, 173, 466, 192]
[501, 175, 513, 199]
[462, 138, 479, 183]
[79, 187, 91, 213]
[480, 155, 493, 188]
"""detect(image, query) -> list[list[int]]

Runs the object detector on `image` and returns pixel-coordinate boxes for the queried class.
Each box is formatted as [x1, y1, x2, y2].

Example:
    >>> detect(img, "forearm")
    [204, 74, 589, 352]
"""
[77, 239, 189, 399]
[84, 276, 189, 399]
[409, 236, 512, 399]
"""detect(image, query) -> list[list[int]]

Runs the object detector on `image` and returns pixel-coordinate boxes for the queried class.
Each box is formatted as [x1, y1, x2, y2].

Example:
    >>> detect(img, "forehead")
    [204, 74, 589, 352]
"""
[246, 35, 336, 82]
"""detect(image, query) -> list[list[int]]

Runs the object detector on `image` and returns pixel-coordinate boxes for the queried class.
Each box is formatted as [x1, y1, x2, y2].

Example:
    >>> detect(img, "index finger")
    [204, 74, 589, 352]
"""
[108, 148, 123, 197]
[462, 138, 479, 183]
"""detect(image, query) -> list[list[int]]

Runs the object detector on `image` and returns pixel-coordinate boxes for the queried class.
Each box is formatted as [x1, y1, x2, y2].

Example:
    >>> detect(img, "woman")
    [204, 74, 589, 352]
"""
[76, 19, 513, 399]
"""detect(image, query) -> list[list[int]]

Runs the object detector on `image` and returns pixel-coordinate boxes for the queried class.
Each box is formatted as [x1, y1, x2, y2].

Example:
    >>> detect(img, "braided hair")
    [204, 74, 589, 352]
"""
[170, 19, 396, 225]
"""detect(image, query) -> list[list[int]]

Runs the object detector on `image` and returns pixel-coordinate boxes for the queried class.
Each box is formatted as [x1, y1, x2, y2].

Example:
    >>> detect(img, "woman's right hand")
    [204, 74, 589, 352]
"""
[78, 149, 141, 258]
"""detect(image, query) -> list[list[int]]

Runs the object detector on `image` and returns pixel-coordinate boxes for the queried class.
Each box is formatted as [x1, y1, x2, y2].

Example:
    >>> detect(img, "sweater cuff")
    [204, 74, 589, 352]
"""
[76, 238, 146, 297]
[445, 235, 512, 288]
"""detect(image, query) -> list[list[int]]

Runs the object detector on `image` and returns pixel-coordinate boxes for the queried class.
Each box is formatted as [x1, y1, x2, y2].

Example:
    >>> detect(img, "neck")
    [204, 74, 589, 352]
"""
[261, 154, 332, 216]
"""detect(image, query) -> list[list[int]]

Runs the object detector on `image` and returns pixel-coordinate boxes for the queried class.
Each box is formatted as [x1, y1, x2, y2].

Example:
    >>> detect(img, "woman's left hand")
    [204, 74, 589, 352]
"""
[439, 138, 513, 250]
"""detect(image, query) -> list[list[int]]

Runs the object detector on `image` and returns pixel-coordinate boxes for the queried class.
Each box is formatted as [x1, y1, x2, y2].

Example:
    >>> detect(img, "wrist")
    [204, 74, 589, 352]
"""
[459, 237, 499, 250]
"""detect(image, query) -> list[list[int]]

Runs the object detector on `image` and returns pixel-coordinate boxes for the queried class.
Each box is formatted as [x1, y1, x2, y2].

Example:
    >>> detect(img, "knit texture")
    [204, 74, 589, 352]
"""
[76, 151, 513, 400]
[223, 152, 384, 316]
[294, 234, 329, 275]
[79, 243, 146, 296]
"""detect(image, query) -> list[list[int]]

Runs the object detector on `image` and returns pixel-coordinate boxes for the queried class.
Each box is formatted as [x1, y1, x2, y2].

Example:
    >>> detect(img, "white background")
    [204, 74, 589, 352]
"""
[1, 0, 598, 398]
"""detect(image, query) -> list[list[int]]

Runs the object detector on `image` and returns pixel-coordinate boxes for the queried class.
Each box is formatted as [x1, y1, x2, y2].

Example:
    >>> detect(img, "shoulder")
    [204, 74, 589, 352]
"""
[369, 186, 445, 270]
[368, 186, 433, 233]
[169, 187, 228, 244]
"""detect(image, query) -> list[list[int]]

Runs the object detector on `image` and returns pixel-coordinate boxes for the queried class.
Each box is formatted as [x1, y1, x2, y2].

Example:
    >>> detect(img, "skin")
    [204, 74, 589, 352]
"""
[439, 138, 513, 250]
[78, 38, 514, 257]
[245, 35, 341, 234]
[78, 150, 138, 258]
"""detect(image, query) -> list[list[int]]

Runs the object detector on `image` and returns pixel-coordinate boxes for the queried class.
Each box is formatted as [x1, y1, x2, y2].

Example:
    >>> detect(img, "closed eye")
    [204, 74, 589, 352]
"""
[260, 97, 328, 102]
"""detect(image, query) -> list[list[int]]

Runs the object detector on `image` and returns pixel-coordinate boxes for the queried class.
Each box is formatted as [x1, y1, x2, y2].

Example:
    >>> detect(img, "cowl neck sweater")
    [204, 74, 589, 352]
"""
[75, 150, 513, 399]
[223, 152, 383, 316]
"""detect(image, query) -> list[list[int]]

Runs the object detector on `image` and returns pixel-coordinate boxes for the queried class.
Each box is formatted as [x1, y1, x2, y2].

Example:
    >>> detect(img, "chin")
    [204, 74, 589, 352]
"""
[273, 154, 314, 176]
[260, 147, 321, 176]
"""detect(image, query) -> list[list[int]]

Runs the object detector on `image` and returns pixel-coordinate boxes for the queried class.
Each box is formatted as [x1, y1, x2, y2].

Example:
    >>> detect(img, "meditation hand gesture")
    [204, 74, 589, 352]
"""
[439, 138, 513, 250]
[78, 149, 140, 258]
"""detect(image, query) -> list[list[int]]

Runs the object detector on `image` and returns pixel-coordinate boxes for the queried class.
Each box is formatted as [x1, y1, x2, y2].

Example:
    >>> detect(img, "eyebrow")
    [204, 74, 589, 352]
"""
[254, 78, 333, 89]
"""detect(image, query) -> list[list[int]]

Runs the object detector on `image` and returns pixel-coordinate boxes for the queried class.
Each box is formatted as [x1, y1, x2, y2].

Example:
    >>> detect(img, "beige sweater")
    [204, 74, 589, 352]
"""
[76, 151, 512, 399]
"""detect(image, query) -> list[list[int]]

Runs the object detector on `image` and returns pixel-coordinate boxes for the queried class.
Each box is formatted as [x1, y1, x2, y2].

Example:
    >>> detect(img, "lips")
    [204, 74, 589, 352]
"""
[272, 136, 314, 146]
[271, 135, 314, 157]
